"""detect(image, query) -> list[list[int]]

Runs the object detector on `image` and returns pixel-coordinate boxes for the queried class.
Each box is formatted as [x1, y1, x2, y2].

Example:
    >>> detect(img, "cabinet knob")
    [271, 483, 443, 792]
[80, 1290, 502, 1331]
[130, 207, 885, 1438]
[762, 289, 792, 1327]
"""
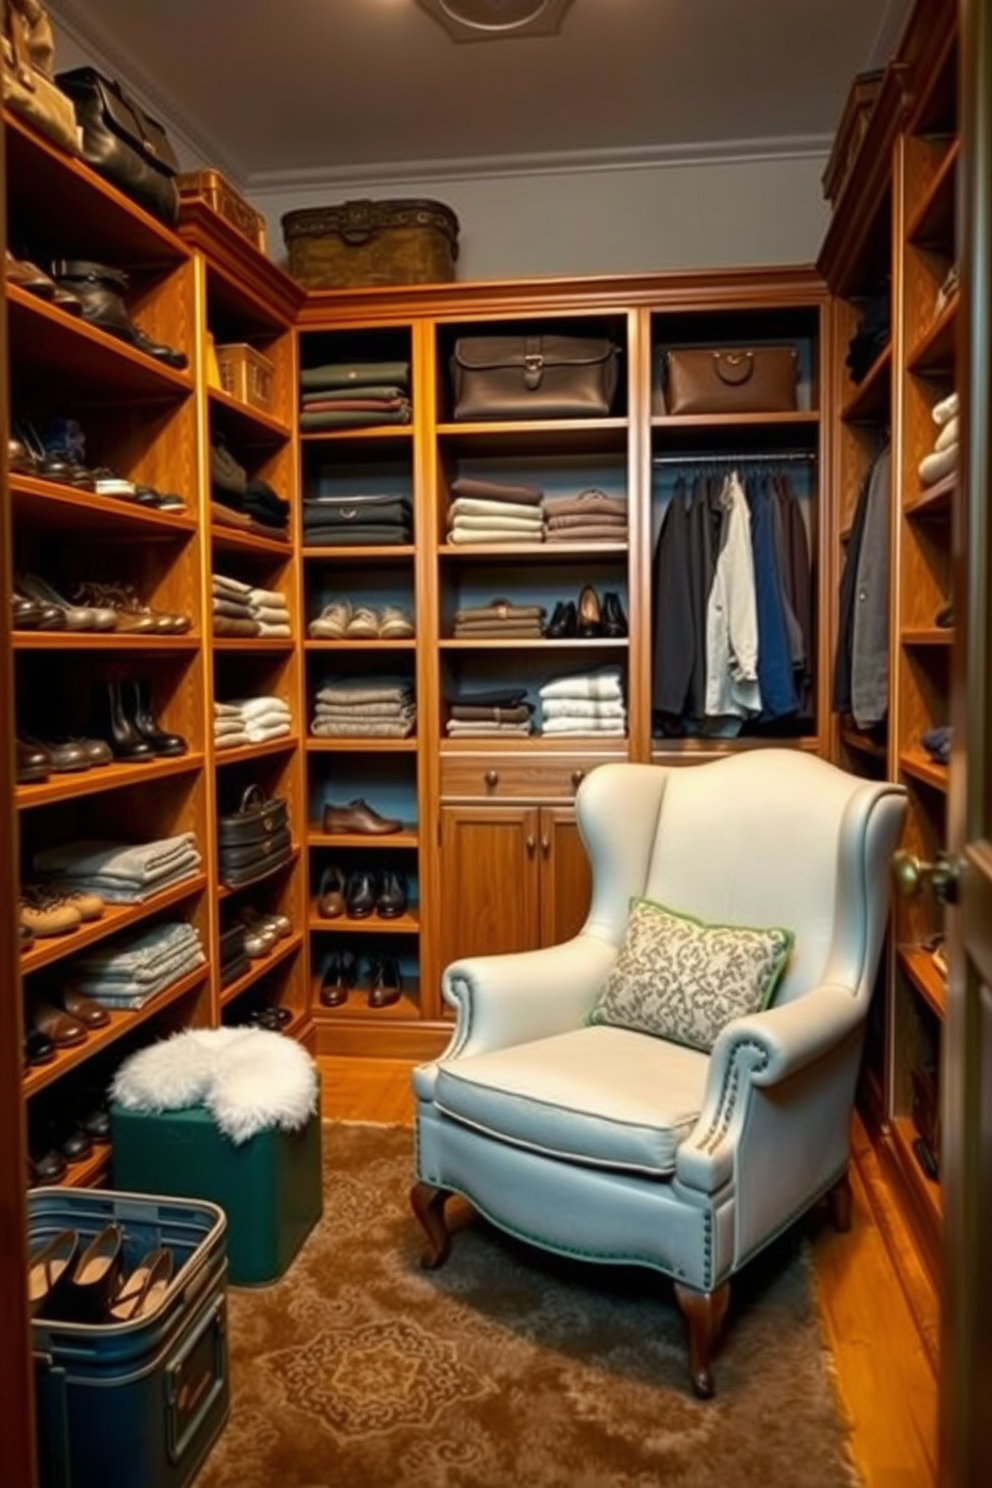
[541, 835, 550, 855]
[484, 769, 499, 787]
[892, 849, 961, 906]
[571, 769, 585, 788]
[525, 835, 536, 855]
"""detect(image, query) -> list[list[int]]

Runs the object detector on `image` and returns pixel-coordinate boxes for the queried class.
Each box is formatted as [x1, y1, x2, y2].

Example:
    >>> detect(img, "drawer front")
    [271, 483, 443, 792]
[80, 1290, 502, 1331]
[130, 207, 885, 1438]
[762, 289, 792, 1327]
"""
[440, 754, 622, 801]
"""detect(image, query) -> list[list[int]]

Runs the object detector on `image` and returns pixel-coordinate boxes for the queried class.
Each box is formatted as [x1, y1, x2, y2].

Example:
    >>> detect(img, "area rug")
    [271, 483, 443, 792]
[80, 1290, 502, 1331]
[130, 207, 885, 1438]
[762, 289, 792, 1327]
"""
[193, 1122, 860, 1488]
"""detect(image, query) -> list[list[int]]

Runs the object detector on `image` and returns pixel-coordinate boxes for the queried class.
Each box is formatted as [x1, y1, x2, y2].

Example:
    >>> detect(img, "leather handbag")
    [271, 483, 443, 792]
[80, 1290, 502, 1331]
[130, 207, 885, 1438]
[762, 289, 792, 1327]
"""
[1, 0, 80, 156]
[663, 346, 798, 415]
[55, 66, 180, 226]
[451, 335, 620, 421]
[218, 785, 289, 848]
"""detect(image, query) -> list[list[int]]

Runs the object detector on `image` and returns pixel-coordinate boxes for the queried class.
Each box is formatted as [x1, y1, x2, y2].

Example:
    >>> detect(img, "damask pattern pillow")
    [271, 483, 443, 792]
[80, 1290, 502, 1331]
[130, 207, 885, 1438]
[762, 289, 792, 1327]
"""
[589, 897, 794, 1052]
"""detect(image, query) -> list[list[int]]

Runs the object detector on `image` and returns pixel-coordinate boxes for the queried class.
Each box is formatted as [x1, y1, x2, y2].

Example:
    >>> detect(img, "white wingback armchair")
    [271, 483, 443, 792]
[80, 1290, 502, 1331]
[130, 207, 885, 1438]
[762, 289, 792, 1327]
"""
[411, 751, 907, 1396]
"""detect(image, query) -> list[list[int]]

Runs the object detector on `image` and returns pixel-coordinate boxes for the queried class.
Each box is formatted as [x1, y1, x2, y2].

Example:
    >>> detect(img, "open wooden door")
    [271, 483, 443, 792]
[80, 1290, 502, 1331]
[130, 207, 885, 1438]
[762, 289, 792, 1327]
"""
[941, 1, 992, 1481]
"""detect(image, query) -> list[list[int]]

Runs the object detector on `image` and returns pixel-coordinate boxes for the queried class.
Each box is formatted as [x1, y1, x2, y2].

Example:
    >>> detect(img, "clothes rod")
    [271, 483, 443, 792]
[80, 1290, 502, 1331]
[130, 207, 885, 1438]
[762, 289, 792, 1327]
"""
[652, 450, 817, 466]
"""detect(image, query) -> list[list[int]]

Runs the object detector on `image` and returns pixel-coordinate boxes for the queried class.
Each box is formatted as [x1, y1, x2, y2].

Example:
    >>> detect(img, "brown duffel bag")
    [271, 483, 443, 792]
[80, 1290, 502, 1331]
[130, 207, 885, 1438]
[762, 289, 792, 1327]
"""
[664, 346, 798, 415]
[451, 335, 620, 421]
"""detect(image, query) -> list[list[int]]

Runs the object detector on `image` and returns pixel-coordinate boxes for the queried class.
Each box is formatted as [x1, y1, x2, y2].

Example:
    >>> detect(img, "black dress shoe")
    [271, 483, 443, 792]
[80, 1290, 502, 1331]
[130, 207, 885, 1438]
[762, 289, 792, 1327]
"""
[29, 1146, 67, 1184]
[601, 591, 628, 638]
[24, 1027, 55, 1065]
[376, 868, 408, 918]
[546, 600, 577, 639]
[320, 951, 357, 1008]
[16, 738, 50, 784]
[345, 869, 377, 919]
[367, 954, 403, 1009]
[577, 584, 603, 638]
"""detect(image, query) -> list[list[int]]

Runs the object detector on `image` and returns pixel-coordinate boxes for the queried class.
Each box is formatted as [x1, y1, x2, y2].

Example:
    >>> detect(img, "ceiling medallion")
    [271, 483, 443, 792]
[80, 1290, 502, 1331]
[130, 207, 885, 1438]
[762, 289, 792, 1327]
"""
[415, 0, 575, 43]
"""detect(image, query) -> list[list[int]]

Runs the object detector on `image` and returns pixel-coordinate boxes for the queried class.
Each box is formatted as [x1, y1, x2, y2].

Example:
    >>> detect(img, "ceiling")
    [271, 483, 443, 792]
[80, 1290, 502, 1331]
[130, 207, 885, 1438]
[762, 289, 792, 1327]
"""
[49, 0, 913, 190]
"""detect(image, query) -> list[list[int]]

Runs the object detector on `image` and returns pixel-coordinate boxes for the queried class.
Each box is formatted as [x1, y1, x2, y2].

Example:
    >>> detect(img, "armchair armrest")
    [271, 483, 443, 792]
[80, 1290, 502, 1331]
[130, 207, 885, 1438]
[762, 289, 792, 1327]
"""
[439, 933, 619, 1059]
[674, 983, 864, 1193]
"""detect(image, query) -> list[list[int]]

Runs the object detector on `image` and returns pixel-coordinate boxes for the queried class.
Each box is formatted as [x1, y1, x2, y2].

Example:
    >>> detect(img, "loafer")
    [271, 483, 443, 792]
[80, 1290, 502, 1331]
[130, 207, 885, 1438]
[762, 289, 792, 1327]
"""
[31, 998, 88, 1048]
[59, 983, 111, 1029]
[322, 799, 403, 835]
[345, 869, 377, 918]
[317, 865, 346, 919]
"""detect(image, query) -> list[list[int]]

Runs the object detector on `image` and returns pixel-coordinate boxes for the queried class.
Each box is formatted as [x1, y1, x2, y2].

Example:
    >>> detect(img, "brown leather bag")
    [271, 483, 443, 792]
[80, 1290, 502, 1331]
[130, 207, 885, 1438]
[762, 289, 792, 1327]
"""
[451, 335, 620, 421]
[664, 346, 798, 415]
[1, 0, 79, 155]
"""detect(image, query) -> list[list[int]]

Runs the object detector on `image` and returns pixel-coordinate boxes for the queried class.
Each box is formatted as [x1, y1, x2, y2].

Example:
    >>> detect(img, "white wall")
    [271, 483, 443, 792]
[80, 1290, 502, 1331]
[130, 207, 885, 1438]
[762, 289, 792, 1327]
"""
[253, 153, 831, 281]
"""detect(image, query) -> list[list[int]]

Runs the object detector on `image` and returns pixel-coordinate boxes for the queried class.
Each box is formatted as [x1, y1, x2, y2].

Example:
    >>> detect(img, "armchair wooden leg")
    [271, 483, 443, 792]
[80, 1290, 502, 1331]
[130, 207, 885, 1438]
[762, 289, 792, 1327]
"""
[827, 1170, 853, 1233]
[410, 1181, 453, 1269]
[674, 1281, 730, 1399]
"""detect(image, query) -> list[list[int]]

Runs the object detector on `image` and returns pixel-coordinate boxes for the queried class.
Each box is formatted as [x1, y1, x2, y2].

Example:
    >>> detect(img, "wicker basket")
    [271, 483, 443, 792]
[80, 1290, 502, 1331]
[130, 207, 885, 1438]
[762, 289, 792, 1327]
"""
[177, 170, 267, 253]
[281, 198, 459, 290]
[216, 343, 275, 413]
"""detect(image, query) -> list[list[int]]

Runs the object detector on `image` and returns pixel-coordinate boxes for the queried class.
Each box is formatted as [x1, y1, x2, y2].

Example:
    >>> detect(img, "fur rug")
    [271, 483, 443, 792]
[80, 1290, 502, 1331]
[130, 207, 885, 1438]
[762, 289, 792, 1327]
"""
[193, 1123, 861, 1488]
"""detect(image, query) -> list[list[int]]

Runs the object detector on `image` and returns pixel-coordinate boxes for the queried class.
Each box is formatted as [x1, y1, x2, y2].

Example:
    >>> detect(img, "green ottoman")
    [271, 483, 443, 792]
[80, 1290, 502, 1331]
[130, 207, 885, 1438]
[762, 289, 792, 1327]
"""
[111, 1099, 322, 1285]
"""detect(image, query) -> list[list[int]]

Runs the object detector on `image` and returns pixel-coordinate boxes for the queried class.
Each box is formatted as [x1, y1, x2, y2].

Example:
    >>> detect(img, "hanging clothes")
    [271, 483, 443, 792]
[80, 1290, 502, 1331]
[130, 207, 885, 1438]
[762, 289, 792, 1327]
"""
[745, 475, 799, 721]
[703, 471, 761, 732]
[832, 447, 890, 729]
[650, 475, 723, 731]
[773, 474, 814, 715]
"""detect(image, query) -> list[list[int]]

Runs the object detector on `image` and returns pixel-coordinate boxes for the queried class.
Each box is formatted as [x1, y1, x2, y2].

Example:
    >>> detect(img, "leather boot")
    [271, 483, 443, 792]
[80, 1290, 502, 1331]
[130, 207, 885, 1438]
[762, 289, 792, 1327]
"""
[125, 679, 188, 756]
[93, 680, 156, 762]
[49, 261, 188, 369]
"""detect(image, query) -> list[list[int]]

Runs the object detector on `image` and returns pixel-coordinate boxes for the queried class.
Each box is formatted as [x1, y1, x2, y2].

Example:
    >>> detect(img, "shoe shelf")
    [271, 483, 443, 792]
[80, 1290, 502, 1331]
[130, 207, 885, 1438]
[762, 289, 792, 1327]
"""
[309, 980, 422, 1024]
[901, 628, 954, 647]
[304, 639, 418, 653]
[212, 637, 297, 654]
[210, 526, 293, 559]
[906, 136, 960, 248]
[307, 738, 418, 753]
[214, 845, 302, 902]
[7, 288, 194, 399]
[436, 419, 628, 455]
[207, 387, 292, 445]
[309, 906, 421, 935]
[59, 1143, 113, 1190]
[15, 753, 205, 811]
[22, 962, 211, 1098]
[12, 633, 201, 653]
[651, 410, 820, 432]
[19, 874, 208, 977]
[436, 541, 628, 559]
[218, 931, 306, 1009]
[307, 826, 419, 850]
[905, 472, 955, 519]
[9, 476, 196, 536]
[214, 737, 302, 768]
[300, 426, 414, 446]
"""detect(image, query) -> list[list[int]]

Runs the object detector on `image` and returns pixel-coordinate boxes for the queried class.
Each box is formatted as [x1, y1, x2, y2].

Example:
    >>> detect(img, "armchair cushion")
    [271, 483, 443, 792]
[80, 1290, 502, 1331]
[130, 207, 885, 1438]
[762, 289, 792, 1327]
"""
[589, 896, 794, 1052]
[433, 1025, 709, 1177]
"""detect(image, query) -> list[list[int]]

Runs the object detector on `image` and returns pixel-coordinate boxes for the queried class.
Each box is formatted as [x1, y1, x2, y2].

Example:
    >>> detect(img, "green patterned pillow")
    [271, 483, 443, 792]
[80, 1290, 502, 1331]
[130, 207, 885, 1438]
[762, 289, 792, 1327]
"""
[589, 897, 794, 1052]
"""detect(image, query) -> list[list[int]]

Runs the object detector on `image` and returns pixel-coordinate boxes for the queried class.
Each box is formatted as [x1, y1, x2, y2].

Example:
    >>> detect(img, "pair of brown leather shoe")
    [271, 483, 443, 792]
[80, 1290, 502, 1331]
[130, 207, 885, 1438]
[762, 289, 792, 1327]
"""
[321, 798, 403, 835]
[5, 250, 82, 313]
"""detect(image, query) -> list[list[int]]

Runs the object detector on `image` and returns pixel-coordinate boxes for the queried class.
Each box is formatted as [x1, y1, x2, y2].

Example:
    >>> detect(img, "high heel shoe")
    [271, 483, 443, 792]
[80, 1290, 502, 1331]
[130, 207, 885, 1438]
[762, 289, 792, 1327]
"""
[63, 1223, 124, 1323]
[109, 1247, 174, 1323]
[28, 1229, 79, 1317]
[576, 584, 603, 638]
[92, 680, 156, 762]
[124, 679, 188, 756]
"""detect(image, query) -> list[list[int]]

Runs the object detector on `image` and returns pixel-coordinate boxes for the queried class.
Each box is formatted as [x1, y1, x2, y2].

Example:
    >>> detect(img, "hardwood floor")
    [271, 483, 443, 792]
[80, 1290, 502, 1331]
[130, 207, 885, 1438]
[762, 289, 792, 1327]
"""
[318, 1055, 939, 1488]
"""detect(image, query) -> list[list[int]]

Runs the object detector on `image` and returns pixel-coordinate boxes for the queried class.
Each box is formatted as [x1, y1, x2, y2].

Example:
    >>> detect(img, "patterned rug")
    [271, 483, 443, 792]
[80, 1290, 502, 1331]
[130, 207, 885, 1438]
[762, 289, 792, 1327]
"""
[193, 1122, 860, 1488]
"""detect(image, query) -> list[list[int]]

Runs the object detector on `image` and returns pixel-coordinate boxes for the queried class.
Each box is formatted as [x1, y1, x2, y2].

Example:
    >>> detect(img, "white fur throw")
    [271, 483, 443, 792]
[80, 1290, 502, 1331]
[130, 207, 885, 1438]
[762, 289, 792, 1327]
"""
[111, 1028, 318, 1145]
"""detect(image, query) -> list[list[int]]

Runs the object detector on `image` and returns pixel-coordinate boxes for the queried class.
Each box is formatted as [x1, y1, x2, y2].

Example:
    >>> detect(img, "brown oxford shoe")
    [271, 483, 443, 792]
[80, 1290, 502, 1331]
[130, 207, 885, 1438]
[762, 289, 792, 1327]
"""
[30, 998, 88, 1048]
[321, 798, 402, 835]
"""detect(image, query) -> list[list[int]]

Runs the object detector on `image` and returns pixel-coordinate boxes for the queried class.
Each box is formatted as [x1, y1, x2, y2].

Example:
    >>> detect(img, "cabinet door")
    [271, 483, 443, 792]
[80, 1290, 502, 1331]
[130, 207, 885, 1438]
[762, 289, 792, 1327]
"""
[538, 807, 592, 947]
[439, 805, 540, 968]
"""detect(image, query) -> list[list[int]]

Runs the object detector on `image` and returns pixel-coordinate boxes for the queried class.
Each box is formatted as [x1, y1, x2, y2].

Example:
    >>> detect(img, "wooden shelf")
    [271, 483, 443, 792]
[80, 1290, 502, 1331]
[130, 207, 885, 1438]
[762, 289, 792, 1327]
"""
[898, 944, 948, 1020]
[891, 1113, 943, 1227]
[10, 475, 195, 536]
[210, 525, 293, 558]
[652, 411, 819, 430]
[439, 541, 628, 561]
[7, 286, 193, 400]
[215, 846, 301, 900]
[906, 137, 960, 246]
[307, 827, 419, 850]
[218, 932, 305, 1007]
[441, 736, 627, 757]
[841, 727, 888, 759]
[907, 293, 958, 374]
[905, 471, 955, 517]
[208, 386, 292, 443]
[213, 737, 300, 767]
[211, 637, 295, 653]
[901, 628, 953, 647]
[304, 639, 417, 652]
[302, 544, 416, 560]
[20, 873, 208, 976]
[23, 963, 209, 1097]
[16, 752, 205, 811]
[13, 632, 198, 653]
[58, 1144, 113, 1190]
[308, 906, 420, 935]
[306, 737, 418, 752]
[437, 418, 629, 456]
[310, 983, 421, 1023]
[899, 750, 950, 792]
[300, 425, 413, 443]
[841, 343, 892, 423]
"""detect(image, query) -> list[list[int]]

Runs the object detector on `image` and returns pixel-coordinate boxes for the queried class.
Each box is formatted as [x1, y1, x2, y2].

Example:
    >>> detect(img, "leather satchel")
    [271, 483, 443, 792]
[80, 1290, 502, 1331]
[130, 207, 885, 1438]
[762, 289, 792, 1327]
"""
[664, 347, 798, 415]
[218, 784, 289, 848]
[451, 335, 620, 421]
[55, 66, 180, 226]
[1, 0, 80, 156]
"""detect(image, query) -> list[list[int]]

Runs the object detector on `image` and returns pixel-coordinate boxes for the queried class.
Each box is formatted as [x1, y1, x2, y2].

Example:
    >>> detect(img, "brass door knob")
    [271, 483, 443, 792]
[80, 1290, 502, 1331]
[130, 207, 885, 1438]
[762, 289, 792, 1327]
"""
[892, 849, 961, 905]
[571, 769, 585, 788]
[484, 769, 499, 787]
[525, 835, 536, 855]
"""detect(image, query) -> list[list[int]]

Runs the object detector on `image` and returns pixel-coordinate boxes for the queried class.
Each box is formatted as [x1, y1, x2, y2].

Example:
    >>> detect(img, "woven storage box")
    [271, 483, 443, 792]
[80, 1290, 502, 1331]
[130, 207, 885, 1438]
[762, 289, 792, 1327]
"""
[177, 169, 267, 253]
[282, 197, 459, 289]
[216, 342, 275, 413]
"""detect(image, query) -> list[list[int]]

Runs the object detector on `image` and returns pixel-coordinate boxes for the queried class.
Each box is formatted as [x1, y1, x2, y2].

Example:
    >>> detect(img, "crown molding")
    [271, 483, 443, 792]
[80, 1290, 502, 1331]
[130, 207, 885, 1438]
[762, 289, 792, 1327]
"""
[245, 133, 832, 196]
[48, 0, 246, 182]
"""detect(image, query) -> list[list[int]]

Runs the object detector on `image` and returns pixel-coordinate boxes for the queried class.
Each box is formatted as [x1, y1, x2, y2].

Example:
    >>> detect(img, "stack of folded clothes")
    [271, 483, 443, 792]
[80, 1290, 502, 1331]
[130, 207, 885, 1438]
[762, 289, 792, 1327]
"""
[212, 574, 291, 637]
[452, 598, 546, 638]
[538, 668, 627, 737]
[845, 278, 891, 385]
[311, 681, 416, 738]
[447, 475, 545, 545]
[63, 921, 206, 1009]
[299, 361, 411, 431]
[214, 696, 293, 750]
[32, 834, 202, 903]
[921, 724, 952, 766]
[302, 492, 413, 547]
[544, 488, 629, 542]
[445, 686, 534, 738]
[211, 438, 290, 539]
[919, 391, 958, 487]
